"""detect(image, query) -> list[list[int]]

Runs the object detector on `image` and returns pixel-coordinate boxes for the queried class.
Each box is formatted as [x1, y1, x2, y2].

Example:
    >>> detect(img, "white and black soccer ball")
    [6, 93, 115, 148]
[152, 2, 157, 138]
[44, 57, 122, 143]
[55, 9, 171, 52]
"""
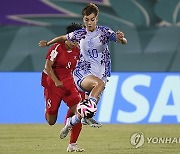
[77, 99, 97, 118]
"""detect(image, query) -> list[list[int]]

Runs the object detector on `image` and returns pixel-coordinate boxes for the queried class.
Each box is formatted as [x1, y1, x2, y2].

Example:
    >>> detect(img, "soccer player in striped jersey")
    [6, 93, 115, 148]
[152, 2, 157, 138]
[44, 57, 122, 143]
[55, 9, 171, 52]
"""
[39, 3, 127, 143]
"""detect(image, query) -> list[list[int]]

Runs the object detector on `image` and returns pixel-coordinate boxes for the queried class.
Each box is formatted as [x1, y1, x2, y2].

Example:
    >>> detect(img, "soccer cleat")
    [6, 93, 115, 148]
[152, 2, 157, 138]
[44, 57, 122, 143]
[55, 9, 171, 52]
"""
[67, 143, 85, 152]
[81, 117, 102, 128]
[60, 118, 72, 139]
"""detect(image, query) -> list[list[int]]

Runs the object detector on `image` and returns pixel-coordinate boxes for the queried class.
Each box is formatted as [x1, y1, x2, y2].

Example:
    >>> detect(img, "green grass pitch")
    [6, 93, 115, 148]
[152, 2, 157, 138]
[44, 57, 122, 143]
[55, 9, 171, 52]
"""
[0, 124, 180, 154]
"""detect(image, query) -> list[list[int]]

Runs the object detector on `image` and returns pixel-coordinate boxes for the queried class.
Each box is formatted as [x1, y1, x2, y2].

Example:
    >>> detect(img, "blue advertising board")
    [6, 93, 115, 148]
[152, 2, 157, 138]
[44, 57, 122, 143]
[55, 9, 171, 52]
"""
[97, 72, 180, 124]
[0, 72, 179, 124]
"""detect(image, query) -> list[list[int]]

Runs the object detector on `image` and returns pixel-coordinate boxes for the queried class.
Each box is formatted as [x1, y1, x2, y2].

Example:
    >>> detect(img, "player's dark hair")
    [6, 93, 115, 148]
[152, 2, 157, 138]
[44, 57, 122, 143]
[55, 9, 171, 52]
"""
[66, 23, 83, 34]
[82, 3, 99, 17]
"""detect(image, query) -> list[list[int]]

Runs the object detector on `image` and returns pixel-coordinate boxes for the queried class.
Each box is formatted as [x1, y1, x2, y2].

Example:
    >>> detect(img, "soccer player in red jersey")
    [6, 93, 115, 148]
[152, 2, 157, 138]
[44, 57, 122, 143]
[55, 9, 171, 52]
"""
[41, 23, 86, 152]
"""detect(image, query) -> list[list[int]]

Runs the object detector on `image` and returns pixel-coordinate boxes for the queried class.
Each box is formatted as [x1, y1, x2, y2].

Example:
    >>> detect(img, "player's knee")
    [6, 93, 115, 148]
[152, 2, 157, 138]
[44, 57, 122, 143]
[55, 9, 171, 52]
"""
[46, 117, 56, 125]
[95, 79, 105, 89]
[45, 113, 57, 125]
[47, 120, 56, 125]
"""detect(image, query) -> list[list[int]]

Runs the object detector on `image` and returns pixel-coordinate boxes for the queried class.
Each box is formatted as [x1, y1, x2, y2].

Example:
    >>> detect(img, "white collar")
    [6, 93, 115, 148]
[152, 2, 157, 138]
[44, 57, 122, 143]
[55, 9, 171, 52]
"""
[67, 50, 72, 53]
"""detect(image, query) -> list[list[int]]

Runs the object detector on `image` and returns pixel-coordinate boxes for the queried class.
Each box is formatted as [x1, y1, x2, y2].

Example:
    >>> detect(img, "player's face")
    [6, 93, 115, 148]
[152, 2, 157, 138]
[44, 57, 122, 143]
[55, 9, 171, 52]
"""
[83, 13, 98, 32]
[66, 40, 78, 49]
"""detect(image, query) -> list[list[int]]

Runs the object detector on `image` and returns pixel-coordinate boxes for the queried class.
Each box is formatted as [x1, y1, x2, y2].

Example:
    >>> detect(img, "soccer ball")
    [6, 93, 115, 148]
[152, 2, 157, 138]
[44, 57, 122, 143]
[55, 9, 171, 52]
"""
[77, 99, 97, 118]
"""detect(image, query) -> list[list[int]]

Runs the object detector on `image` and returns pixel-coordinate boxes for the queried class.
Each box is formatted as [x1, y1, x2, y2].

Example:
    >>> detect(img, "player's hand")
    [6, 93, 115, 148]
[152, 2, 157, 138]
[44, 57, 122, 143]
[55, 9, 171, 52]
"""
[121, 37, 127, 44]
[116, 31, 127, 44]
[55, 80, 63, 87]
[38, 40, 48, 47]
[116, 30, 124, 39]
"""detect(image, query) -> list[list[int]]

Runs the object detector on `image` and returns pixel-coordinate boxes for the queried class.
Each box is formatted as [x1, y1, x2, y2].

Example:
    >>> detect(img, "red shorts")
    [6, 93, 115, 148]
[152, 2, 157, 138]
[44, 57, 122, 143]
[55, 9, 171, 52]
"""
[42, 72, 85, 115]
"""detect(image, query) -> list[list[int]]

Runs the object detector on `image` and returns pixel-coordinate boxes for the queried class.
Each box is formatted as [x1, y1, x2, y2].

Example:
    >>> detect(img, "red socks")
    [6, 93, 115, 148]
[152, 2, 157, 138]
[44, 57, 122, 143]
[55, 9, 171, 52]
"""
[70, 122, 82, 143]
[65, 108, 82, 144]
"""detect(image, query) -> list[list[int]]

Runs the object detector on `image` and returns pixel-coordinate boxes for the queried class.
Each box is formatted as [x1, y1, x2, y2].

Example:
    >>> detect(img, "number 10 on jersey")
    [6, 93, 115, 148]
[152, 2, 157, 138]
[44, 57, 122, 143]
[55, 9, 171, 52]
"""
[88, 49, 98, 58]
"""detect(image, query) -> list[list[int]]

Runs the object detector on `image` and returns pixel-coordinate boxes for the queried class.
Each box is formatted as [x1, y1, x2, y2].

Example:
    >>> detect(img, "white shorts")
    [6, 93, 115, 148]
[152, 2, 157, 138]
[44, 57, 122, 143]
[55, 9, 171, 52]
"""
[73, 69, 107, 93]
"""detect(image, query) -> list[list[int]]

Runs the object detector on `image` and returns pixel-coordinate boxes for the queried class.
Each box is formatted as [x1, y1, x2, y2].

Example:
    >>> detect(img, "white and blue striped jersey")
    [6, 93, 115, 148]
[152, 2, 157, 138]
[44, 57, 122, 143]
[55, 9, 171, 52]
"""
[66, 26, 117, 91]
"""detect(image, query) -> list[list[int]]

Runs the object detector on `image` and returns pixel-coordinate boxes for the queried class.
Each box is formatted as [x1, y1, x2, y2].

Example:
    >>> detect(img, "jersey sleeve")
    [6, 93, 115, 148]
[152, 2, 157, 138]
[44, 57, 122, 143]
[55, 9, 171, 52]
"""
[46, 43, 60, 62]
[108, 28, 117, 42]
[99, 26, 117, 43]
[66, 28, 87, 42]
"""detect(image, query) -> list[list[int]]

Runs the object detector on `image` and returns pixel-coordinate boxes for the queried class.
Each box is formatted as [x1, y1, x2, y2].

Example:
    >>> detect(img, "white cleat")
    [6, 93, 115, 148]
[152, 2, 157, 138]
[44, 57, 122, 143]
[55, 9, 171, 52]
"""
[81, 118, 102, 128]
[60, 118, 72, 139]
[67, 143, 85, 152]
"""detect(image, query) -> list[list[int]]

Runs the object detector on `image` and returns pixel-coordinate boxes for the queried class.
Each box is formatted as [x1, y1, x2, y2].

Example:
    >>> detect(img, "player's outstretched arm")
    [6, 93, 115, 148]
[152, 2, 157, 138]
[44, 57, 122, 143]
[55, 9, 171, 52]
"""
[38, 35, 67, 47]
[116, 31, 127, 44]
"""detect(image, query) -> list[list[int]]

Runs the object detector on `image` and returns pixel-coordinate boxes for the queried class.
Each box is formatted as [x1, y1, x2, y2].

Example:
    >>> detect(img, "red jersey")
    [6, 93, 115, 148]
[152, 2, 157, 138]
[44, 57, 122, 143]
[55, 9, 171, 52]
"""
[41, 42, 84, 111]
[46, 42, 80, 80]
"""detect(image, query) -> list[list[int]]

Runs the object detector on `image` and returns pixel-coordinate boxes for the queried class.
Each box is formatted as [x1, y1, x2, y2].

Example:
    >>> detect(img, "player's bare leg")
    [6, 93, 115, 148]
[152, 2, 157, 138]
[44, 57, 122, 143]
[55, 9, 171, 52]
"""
[80, 75, 104, 127]
[45, 110, 57, 125]
[81, 75, 105, 103]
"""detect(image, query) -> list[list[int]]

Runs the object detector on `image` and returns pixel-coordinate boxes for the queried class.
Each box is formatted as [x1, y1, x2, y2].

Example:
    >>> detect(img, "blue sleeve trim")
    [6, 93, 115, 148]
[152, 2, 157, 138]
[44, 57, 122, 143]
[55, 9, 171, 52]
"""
[109, 33, 116, 42]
